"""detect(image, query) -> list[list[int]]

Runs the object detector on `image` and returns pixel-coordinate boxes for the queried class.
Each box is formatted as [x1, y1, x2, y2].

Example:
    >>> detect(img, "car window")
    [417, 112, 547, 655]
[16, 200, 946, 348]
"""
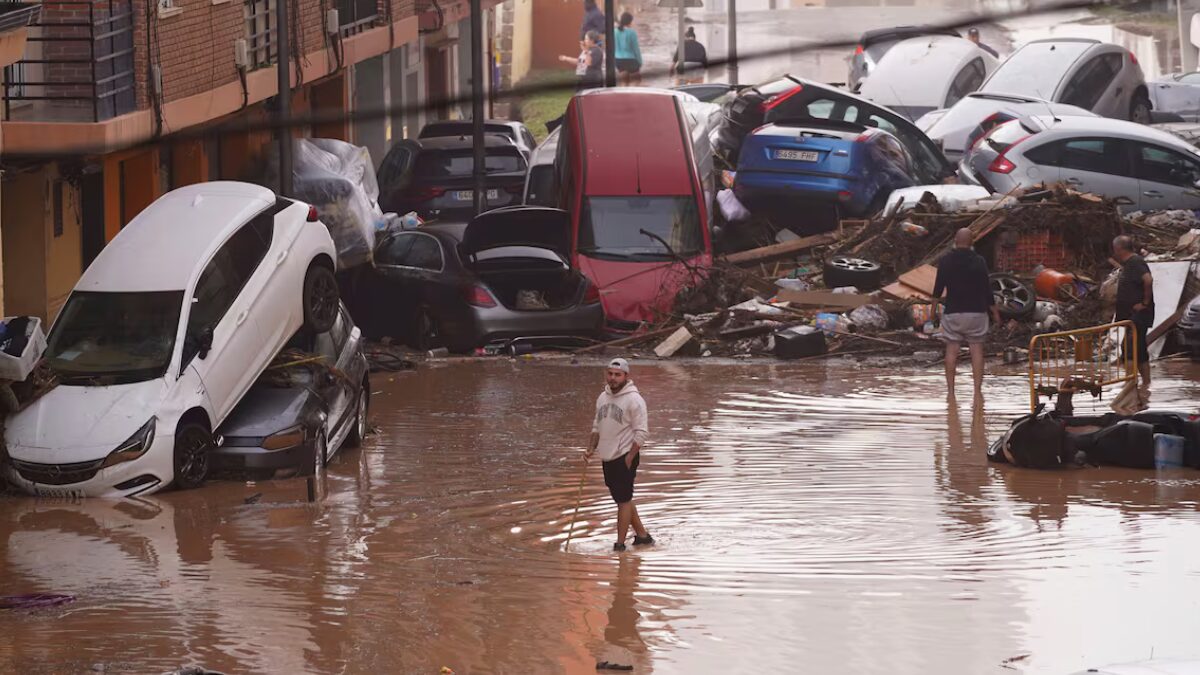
[1136, 143, 1200, 187]
[525, 165, 556, 207]
[805, 99, 859, 122]
[412, 148, 526, 177]
[946, 58, 987, 109]
[183, 219, 271, 365]
[522, 129, 537, 149]
[1026, 137, 1132, 176]
[1060, 54, 1122, 110]
[378, 141, 417, 190]
[1181, 72, 1200, 84]
[377, 232, 444, 271]
[982, 40, 1092, 99]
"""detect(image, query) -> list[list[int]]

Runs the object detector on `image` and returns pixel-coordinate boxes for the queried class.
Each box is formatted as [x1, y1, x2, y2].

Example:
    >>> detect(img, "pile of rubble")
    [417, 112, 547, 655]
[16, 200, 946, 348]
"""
[583, 185, 1200, 362]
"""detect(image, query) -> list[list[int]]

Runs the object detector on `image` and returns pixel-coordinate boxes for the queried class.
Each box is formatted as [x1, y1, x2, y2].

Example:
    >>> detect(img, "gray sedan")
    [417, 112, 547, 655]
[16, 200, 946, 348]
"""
[212, 302, 369, 479]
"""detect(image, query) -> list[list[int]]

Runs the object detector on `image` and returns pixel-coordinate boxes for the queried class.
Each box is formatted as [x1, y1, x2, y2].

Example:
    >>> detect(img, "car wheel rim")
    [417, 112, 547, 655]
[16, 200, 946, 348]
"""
[178, 428, 210, 484]
[832, 257, 874, 272]
[311, 272, 338, 327]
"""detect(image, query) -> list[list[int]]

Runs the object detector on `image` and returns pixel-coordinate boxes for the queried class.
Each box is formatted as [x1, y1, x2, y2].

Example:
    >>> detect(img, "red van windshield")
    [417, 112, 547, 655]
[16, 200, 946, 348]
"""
[577, 196, 703, 261]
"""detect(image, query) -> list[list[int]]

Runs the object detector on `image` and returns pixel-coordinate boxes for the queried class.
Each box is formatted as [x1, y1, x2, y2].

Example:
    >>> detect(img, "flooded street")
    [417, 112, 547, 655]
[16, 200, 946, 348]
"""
[4, 359, 1200, 674]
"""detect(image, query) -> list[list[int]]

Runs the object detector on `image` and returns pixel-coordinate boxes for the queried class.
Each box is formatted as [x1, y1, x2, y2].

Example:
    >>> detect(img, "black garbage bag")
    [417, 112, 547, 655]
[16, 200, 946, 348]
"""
[989, 405, 1069, 469]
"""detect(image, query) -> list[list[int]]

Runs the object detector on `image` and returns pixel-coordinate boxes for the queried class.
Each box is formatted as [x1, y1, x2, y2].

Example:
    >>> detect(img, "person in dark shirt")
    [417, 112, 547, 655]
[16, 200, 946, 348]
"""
[1112, 235, 1154, 395]
[672, 27, 708, 85]
[967, 28, 999, 58]
[932, 228, 1000, 392]
[580, 0, 605, 42]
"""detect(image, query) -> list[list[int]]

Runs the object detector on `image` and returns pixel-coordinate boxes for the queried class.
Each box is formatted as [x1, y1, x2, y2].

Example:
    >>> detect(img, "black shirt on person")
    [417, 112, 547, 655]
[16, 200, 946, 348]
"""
[1115, 254, 1154, 321]
[933, 248, 995, 315]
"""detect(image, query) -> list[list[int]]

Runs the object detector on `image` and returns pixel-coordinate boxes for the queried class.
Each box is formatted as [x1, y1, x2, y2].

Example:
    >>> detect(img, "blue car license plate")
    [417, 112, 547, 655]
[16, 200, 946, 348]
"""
[775, 149, 819, 162]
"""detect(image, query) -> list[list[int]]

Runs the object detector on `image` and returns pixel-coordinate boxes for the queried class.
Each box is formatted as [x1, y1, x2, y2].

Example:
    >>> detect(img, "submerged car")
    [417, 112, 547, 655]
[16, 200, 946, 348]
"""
[417, 119, 538, 161]
[848, 25, 961, 92]
[977, 38, 1150, 122]
[213, 302, 369, 480]
[734, 121, 916, 229]
[349, 206, 604, 352]
[917, 92, 1097, 162]
[857, 35, 998, 122]
[377, 135, 529, 220]
[4, 182, 340, 498]
[961, 115, 1200, 212]
[714, 75, 955, 184]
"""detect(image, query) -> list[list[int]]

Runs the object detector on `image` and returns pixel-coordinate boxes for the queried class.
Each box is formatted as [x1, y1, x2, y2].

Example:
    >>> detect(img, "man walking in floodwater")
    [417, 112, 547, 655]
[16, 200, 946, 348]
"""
[933, 228, 1000, 392]
[586, 358, 652, 551]
[1113, 235, 1154, 398]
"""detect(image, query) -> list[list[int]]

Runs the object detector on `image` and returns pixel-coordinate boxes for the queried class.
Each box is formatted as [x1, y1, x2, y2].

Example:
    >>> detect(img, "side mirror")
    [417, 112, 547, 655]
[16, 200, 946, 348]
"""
[197, 327, 214, 360]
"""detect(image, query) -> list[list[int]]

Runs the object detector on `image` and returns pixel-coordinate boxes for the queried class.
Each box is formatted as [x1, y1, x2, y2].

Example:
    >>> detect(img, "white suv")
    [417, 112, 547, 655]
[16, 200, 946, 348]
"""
[4, 181, 339, 497]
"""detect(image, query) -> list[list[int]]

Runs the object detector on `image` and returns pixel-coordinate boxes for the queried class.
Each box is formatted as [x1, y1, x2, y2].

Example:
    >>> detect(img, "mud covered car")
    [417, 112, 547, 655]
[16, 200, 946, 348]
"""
[212, 302, 369, 480]
[349, 206, 604, 352]
[4, 182, 339, 499]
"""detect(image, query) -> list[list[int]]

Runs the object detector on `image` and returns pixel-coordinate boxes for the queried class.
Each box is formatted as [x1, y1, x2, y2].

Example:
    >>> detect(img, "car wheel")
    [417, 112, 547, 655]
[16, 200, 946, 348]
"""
[414, 309, 442, 351]
[990, 273, 1036, 319]
[346, 386, 368, 448]
[823, 256, 882, 291]
[1130, 95, 1152, 124]
[173, 422, 212, 490]
[303, 263, 339, 333]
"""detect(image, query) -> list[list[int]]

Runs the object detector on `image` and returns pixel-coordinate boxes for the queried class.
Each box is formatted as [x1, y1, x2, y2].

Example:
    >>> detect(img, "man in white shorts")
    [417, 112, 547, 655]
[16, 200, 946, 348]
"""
[932, 228, 1001, 392]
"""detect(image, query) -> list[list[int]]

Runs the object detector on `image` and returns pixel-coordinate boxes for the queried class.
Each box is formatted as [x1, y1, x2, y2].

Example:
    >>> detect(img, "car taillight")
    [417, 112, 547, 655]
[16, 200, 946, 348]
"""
[854, 44, 864, 55]
[988, 155, 1017, 174]
[854, 130, 874, 142]
[409, 186, 447, 201]
[968, 112, 1012, 151]
[307, 206, 320, 222]
[761, 85, 804, 112]
[583, 283, 601, 305]
[1129, 50, 1138, 66]
[837, 190, 853, 201]
[464, 284, 497, 308]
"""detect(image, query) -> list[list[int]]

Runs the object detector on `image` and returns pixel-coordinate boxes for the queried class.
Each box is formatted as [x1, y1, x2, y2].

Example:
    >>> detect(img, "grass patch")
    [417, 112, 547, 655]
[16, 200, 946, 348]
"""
[512, 70, 575, 143]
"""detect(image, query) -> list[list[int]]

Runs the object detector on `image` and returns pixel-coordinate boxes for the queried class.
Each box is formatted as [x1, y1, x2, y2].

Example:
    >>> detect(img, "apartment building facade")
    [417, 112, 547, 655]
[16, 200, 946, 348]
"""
[0, 0, 502, 322]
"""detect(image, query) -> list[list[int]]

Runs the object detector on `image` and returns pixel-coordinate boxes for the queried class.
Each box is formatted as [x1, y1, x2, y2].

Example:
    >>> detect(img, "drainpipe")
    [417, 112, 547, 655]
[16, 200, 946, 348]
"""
[276, 0, 293, 196]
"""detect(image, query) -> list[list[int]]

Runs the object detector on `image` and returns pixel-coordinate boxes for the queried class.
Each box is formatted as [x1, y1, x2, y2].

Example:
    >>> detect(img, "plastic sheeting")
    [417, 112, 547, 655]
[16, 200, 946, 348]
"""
[268, 138, 385, 269]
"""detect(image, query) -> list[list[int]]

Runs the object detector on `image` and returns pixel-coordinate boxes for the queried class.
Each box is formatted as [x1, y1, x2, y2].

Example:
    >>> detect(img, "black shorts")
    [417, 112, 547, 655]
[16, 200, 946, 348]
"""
[1121, 310, 1152, 365]
[616, 58, 640, 74]
[602, 453, 640, 504]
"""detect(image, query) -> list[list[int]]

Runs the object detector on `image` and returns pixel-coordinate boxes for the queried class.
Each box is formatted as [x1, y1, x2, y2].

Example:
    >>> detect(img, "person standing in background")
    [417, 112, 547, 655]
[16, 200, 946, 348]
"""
[581, 0, 605, 43]
[967, 28, 999, 58]
[614, 12, 643, 87]
[1112, 235, 1154, 400]
[672, 27, 708, 86]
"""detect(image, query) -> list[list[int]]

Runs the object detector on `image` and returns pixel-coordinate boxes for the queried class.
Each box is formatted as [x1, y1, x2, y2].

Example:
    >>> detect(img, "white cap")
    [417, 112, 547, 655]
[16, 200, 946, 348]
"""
[607, 358, 630, 374]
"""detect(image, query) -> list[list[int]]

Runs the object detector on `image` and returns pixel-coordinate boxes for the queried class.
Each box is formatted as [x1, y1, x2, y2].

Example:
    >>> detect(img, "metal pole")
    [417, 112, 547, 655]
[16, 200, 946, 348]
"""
[276, 0, 292, 196]
[604, 0, 615, 87]
[676, 0, 685, 86]
[727, 0, 738, 85]
[471, 0, 486, 216]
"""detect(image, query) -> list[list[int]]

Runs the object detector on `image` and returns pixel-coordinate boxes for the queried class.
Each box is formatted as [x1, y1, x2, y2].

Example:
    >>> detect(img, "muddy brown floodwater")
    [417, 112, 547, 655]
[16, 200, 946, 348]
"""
[3, 358, 1200, 674]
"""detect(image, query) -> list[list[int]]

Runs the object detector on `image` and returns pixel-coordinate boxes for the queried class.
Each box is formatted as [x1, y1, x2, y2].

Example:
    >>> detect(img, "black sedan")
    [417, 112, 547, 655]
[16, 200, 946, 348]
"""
[212, 303, 370, 479]
[377, 135, 528, 221]
[347, 206, 604, 353]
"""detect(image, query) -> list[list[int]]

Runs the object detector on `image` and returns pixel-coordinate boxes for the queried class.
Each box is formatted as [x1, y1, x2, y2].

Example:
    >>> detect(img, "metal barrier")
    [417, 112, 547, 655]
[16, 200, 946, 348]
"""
[1027, 320, 1138, 413]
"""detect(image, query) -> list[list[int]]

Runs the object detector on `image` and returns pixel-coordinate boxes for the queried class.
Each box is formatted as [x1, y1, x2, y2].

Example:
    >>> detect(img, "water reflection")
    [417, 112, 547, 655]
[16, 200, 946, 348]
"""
[1, 359, 1199, 673]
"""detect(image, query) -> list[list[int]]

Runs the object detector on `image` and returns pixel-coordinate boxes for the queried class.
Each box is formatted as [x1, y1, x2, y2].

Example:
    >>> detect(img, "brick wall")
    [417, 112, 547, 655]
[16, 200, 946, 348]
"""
[154, 0, 243, 104]
[39, 1, 99, 109]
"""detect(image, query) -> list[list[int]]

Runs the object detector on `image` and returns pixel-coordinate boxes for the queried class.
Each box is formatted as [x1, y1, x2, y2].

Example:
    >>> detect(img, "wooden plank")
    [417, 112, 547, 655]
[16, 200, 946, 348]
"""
[882, 280, 932, 301]
[573, 324, 681, 354]
[653, 326, 695, 358]
[723, 232, 839, 266]
[898, 264, 939, 296]
[776, 289, 873, 309]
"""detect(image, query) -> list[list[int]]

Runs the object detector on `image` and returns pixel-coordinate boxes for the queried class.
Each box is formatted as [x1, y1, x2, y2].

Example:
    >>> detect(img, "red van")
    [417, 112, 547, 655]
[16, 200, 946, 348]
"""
[556, 89, 713, 332]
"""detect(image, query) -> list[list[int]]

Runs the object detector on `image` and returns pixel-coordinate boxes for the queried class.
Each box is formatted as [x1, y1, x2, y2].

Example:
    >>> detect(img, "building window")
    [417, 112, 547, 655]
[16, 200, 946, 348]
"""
[244, 0, 276, 69]
[337, 0, 380, 36]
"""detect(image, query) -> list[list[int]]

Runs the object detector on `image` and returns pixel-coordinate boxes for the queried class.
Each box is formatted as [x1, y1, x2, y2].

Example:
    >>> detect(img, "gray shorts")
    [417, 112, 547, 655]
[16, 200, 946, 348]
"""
[940, 312, 989, 344]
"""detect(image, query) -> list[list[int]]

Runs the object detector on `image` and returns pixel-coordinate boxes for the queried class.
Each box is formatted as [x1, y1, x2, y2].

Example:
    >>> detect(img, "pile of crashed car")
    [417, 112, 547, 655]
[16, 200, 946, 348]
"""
[7, 24, 1200, 498]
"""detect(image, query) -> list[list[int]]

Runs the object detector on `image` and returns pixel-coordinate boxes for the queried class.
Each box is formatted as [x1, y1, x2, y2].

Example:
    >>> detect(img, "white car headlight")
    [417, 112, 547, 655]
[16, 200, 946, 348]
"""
[100, 417, 156, 470]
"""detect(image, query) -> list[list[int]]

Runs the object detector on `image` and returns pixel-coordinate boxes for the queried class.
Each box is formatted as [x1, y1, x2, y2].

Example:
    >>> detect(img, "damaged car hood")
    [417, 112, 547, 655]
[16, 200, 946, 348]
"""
[6, 381, 168, 460]
[578, 254, 710, 326]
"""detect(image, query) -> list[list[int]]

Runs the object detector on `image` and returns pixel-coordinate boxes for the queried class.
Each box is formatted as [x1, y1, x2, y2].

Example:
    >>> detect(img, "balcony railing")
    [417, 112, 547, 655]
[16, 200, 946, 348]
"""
[3, 0, 136, 123]
[338, 0, 380, 36]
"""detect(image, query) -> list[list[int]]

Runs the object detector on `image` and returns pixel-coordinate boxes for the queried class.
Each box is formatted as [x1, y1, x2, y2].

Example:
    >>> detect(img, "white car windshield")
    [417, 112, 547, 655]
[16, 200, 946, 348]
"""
[982, 41, 1091, 99]
[45, 291, 183, 384]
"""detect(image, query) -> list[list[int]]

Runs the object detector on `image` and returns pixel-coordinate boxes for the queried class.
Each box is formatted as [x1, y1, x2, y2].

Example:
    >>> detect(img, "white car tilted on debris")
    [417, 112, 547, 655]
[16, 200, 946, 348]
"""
[4, 181, 340, 498]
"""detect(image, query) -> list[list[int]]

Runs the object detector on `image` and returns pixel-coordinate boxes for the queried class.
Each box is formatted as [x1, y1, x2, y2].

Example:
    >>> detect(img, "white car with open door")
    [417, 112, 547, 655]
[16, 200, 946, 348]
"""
[4, 181, 339, 498]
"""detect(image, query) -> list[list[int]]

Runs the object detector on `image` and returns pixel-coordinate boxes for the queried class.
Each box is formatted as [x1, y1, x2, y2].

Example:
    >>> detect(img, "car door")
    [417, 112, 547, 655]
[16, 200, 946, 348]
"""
[181, 217, 272, 422]
[1133, 142, 1200, 210]
[1029, 136, 1138, 205]
[1059, 53, 1123, 117]
[373, 231, 462, 337]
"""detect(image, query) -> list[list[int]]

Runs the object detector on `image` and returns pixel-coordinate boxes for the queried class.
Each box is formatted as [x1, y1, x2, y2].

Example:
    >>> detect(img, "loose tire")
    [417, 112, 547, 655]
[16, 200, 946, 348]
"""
[1130, 95, 1152, 125]
[173, 422, 213, 490]
[303, 263, 339, 333]
[823, 256, 882, 291]
[990, 273, 1036, 319]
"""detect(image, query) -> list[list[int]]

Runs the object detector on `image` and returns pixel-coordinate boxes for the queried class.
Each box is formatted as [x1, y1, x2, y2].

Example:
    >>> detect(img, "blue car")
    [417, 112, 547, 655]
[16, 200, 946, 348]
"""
[733, 120, 916, 232]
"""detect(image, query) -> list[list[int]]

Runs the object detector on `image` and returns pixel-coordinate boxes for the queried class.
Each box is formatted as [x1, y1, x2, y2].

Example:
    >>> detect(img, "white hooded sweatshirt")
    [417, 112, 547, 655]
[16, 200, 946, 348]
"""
[592, 381, 648, 462]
